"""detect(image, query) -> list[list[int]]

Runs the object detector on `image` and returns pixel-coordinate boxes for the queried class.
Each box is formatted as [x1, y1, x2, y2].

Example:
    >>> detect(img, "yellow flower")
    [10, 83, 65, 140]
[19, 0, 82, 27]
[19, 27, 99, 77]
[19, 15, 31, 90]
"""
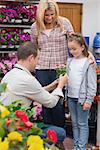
[27, 135, 43, 146]
[8, 131, 22, 142]
[0, 105, 10, 118]
[27, 135, 45, 150]
[0, 138, 9, 150]
[28, 143, 45, 150]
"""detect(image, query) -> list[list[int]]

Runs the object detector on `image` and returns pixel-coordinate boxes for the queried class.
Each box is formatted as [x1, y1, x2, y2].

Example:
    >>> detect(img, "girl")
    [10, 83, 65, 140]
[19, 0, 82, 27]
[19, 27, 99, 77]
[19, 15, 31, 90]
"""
[66, 33, 97, 150]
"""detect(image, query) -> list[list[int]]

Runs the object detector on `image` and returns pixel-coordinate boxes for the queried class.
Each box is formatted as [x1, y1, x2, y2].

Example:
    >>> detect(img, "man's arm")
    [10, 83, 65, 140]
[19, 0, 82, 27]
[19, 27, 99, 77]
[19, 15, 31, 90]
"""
[24, 74, 68, 108]
[43, 79, 58, 92]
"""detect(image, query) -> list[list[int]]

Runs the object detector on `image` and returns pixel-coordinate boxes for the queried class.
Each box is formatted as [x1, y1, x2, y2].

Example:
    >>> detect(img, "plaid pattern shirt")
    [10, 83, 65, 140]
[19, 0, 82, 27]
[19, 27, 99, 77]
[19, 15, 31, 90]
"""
[30, 17, 74, 69]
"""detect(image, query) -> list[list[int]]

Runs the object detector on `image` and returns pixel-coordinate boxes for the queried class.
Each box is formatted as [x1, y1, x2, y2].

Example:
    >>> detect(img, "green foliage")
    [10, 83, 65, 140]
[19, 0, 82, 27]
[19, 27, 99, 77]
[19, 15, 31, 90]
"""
[0, 82, 7, 95]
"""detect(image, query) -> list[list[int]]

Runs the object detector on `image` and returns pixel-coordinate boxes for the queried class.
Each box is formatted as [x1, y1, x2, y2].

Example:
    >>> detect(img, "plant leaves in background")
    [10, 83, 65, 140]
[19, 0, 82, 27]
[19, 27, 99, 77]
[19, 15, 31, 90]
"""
[0, 83, 7, 94]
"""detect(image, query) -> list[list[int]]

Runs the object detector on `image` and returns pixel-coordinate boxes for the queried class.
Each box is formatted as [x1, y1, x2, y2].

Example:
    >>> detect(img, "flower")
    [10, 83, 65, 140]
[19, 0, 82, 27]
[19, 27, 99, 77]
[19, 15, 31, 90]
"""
[0, 4, 37, 23]
[15, 110, 33, 129]
[0, 105, 10, 118]
[27, 135, 45, 150]
[0, 138, 9, 150]
[0, 83, 59, 150]
[0, 54, 17, 77]
[47, 129, 57, 143]
[8, 131, 22, 142]
[56, 65, 67, 78]
[0, 28, 31, 48]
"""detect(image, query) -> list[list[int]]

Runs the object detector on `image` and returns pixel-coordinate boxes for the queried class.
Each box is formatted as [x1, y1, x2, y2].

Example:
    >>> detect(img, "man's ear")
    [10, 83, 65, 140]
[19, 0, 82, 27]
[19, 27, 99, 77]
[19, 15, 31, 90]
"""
[28, 54, 34, 61]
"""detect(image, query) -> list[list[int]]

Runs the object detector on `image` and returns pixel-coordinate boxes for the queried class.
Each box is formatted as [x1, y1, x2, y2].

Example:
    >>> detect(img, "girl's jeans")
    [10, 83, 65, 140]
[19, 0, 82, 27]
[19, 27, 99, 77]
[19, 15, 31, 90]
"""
[68, 97, 89, 150]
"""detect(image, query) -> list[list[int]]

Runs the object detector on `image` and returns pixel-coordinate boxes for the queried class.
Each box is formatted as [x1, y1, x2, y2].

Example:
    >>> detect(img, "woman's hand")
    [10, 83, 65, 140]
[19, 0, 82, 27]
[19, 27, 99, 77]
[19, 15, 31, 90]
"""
[88, 51, 96, 67]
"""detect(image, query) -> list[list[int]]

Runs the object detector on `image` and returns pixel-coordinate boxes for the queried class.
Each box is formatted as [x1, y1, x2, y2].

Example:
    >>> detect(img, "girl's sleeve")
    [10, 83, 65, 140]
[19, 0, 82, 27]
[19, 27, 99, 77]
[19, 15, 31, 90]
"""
[86, 65, 97, 104]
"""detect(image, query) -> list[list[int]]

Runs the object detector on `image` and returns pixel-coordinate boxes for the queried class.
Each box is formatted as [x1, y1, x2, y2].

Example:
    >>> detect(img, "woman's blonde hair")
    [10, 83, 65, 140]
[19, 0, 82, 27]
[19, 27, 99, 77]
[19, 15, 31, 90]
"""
[36, 0, 64, 34]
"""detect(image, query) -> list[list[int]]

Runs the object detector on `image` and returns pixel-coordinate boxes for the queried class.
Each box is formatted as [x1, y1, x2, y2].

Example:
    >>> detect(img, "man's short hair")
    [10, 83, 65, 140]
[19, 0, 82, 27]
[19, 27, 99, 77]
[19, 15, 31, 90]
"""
[17, 41, 38, 60]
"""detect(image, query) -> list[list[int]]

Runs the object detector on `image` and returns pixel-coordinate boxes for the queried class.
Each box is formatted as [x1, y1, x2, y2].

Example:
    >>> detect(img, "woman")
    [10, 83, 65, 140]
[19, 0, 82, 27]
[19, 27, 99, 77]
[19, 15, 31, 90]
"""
[30, 0, 74, 127]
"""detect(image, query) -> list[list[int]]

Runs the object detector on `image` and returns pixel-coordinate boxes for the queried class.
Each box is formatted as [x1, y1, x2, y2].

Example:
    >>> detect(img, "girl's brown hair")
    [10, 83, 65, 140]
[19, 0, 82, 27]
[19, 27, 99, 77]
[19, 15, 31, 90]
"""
[68, 33, 89, 57]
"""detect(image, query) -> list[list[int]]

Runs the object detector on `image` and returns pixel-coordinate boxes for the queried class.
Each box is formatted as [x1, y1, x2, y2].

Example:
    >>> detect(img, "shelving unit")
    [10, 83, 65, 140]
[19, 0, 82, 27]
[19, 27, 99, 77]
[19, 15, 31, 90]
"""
[0, 0, 37, 52]
[0, 0, 37, 77]
[0, 24, 31, 28]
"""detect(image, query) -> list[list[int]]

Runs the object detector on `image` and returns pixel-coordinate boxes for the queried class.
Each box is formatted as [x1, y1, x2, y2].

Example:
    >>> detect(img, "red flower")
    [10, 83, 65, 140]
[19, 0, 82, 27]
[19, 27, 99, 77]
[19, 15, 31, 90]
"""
[15, 110, 33, 129]
[24, 121, 33, 129]
[47, 129, 57, 143]
[6, 118, 12, 126]
[15, 110, 29, 122]
[94, 95, 100, 102]
[16, 120, 23, 131]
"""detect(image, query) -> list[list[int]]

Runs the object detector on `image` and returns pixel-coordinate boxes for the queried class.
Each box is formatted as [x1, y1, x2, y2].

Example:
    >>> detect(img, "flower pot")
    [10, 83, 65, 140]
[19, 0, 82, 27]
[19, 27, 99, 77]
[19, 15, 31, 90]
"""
[11, 19, 15, 23]
[1, 45, 7, 48]
[15, 45, 19, 48]
[15, 19, 22, 23]
[23, 18, 29, 23]
[8, 45, 14, 48]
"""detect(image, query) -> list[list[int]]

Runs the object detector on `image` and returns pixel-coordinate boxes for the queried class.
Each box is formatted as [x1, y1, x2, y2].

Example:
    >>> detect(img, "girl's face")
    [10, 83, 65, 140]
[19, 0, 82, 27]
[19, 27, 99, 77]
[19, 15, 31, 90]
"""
[44, 9, 56, 24]
[68, 40, 84, 58]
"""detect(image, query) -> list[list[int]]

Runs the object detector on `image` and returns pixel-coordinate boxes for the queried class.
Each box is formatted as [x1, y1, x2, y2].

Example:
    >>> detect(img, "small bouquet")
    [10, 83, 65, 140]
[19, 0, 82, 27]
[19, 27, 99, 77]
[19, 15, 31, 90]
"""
[56, 65, 68, 78]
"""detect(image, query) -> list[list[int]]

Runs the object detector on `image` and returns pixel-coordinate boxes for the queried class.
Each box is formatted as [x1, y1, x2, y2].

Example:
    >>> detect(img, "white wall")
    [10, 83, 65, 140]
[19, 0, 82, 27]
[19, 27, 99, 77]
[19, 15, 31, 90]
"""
[82, 0, 100, 48]
[57, 0, 83, 3]
[57, 0, 100, 48]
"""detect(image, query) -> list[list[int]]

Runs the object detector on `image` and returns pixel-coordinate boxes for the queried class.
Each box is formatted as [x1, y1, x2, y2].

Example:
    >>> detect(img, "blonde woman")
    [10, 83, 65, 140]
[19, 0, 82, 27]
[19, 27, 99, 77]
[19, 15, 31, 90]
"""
[30, 0, 74, 127]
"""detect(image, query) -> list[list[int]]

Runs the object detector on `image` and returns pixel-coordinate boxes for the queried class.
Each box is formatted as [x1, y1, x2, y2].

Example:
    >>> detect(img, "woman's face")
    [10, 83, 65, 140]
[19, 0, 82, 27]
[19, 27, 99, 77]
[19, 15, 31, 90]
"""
[44, 9, 56, 24]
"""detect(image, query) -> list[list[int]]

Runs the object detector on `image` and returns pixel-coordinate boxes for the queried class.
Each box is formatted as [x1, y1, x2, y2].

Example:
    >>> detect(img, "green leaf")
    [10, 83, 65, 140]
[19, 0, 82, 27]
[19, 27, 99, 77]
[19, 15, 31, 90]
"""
[28, 126, 42, 135]
[36, 122, 50, 129]
[0, 83, 7, 94]
[0, 126, 6, 138]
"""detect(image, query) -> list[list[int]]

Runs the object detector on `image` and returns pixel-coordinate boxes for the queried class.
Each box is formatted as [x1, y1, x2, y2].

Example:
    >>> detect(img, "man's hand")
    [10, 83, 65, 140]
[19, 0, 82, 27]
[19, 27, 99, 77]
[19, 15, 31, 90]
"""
[58, 74, 69, 89]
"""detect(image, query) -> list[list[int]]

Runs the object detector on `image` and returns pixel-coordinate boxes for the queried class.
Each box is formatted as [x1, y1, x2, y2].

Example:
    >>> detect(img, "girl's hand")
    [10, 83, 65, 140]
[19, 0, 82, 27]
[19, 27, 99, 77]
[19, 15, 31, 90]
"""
[83, 102, 91, 110]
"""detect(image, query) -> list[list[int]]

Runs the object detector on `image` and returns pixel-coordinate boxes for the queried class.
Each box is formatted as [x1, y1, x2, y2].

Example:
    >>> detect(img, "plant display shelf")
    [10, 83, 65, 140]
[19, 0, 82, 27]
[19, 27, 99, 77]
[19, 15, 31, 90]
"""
[0, 24, 31, 28]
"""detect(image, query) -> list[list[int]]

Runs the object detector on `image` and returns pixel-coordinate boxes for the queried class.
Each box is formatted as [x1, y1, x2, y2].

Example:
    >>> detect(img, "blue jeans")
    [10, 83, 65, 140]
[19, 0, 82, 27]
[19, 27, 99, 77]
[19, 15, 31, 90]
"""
[35, 69, 65, 127]
[68, 97, 89, 150]
[43, 125, 66, 144]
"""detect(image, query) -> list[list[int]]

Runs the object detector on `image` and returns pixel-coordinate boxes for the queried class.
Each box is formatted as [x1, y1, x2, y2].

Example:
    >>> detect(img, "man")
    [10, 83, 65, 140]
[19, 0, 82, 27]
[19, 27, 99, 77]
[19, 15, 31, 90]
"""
[0, 41, 68, 145]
